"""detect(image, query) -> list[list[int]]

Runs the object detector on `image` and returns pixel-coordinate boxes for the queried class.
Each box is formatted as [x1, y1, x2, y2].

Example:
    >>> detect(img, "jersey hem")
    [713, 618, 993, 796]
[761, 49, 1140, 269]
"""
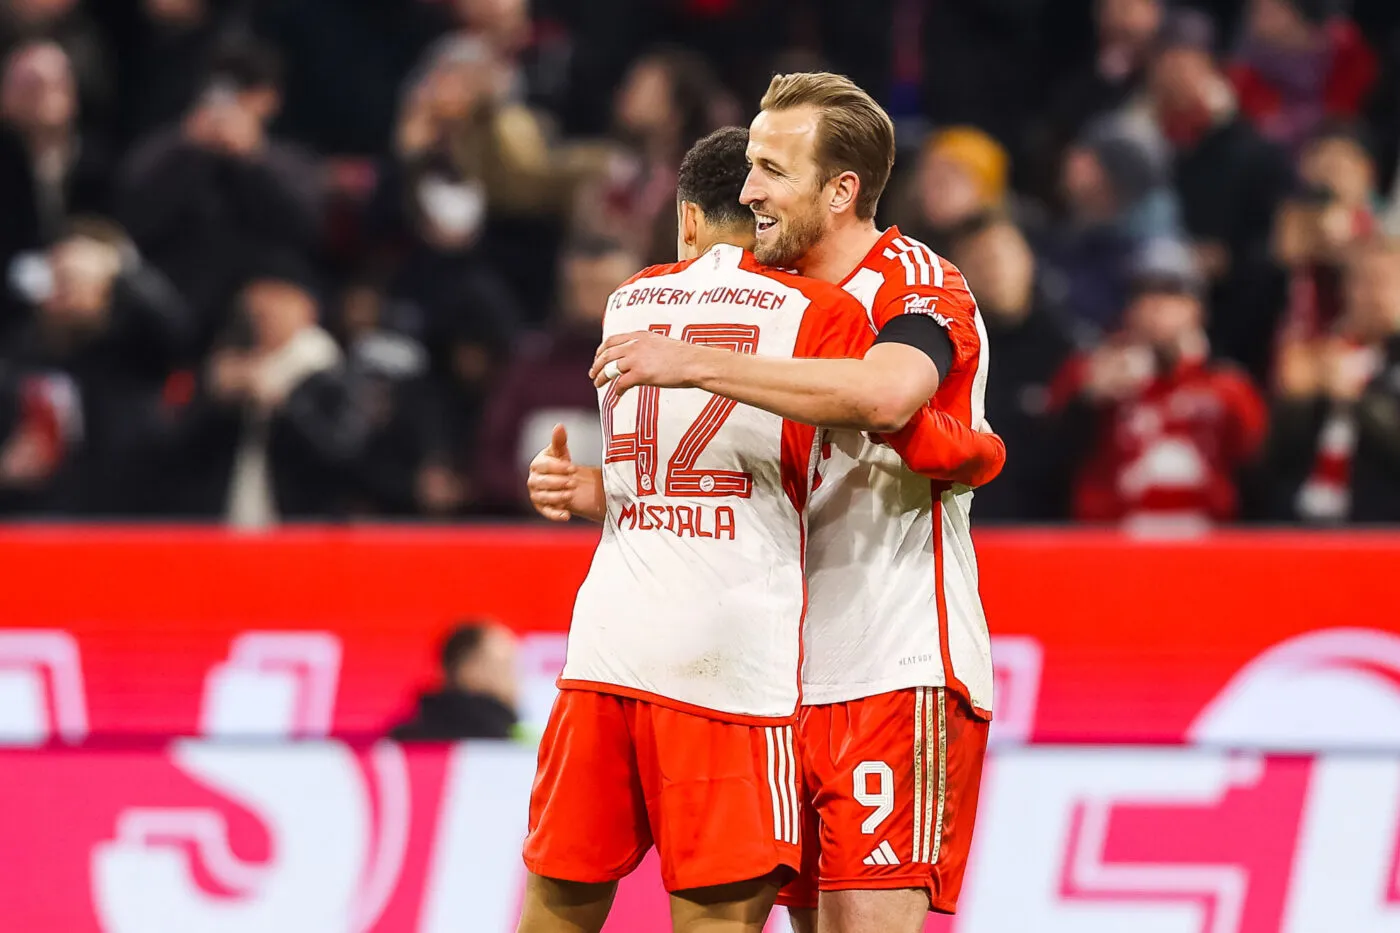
[555, 678, 800, 726]
[800, 677, 992, 720]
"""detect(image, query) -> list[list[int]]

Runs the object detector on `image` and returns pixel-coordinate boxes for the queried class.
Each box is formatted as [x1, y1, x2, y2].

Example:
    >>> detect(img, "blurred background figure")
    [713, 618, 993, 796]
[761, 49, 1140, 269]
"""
[117, 40, 321, 351]
[0, 217, 189, 514]
[1273, 122, 1382, 345]
[1147, 7, 1294, 378]
[392, 621, 520, 741]
[1229, 0, 1378, 153]
[1039, 115, 1179, 334]
[576, 46, 735, 266]
[896, 125, 1011, 256]
[1048, 239, 1268, 532]
[120, 0, 234, 145]
[0, 0, 110, 133]
[1266, 236, 1400, 523]
[160, 255, 344, 526]
[474, 236, 635, 514]
[1031, 0, 1165, 202]
[952, 218, 1078, 521]
[0, 40, 108, 252]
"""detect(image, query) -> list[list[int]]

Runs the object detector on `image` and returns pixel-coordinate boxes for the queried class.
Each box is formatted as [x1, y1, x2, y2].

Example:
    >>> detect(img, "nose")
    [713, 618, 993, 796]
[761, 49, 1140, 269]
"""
[740, 168, 763, 207]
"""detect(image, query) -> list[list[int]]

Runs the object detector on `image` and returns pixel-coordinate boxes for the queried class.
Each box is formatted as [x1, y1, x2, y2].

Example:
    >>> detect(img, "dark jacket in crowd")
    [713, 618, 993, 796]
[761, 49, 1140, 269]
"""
[0, 262, 194, 515]
[975, 292, 1079, 522]
[116, 131, 322, 349]
[391, 689, 518, 742]
[158, 365, 355, 519]
[1171, 115, 1294, 377]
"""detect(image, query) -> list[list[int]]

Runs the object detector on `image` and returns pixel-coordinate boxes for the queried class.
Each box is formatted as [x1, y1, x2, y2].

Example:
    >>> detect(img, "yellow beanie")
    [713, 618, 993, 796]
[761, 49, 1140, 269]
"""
[925, 127, 1010, 207]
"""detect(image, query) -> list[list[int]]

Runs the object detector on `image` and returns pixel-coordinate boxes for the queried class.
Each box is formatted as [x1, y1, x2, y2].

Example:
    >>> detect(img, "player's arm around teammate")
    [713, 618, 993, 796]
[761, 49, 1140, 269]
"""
[589, 331, 1006, 487]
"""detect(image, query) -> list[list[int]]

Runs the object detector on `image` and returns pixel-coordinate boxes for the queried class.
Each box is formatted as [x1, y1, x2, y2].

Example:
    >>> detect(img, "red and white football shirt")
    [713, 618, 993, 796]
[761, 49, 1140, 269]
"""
[804, 227, 995, 717]
[560, 243, 873, 724]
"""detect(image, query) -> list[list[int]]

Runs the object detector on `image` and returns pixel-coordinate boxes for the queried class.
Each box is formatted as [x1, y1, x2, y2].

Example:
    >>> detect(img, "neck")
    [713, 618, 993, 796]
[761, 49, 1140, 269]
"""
[794, 219, 883, 285]
[694, 226, 754, 257]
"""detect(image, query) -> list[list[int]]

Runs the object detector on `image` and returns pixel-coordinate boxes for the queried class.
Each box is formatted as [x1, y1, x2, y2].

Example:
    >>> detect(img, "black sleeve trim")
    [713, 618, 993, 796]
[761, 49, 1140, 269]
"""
[873, 313, 954, 378]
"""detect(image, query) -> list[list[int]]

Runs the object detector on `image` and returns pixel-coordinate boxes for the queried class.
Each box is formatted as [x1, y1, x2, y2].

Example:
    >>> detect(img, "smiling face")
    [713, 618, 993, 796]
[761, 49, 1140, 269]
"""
[740, 105, 833, 268]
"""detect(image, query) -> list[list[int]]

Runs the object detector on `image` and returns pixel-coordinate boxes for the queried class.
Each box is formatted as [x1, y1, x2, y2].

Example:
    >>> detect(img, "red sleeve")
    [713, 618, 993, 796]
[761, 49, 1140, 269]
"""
[880, 407, 1006, 487]
[870, 257, 982, 378]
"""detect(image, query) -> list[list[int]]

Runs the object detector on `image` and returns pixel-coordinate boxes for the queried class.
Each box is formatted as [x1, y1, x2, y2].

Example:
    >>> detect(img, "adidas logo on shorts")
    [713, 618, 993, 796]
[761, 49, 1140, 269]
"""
[862, 840, 901, 866]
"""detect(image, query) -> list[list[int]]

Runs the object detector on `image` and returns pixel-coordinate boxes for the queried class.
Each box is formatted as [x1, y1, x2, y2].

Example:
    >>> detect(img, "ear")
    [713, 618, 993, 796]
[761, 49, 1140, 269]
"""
[680, 200, 701, 247]
[827, 170, 861, 217]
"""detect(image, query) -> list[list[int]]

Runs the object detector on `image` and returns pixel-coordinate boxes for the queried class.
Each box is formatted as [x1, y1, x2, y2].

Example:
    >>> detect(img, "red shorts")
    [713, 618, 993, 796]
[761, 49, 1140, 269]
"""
[523, 687, 802, 893]
[776, 687, 989, 914]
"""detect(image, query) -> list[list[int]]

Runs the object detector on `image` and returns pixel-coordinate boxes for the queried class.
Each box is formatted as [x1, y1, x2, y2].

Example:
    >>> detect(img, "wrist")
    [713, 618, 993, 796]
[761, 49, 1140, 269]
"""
[685, 345, 725, 389]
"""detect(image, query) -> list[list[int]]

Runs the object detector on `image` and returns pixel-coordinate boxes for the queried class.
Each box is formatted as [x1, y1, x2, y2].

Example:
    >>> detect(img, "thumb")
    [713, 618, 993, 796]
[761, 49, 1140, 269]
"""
[548, 424, 571, 459]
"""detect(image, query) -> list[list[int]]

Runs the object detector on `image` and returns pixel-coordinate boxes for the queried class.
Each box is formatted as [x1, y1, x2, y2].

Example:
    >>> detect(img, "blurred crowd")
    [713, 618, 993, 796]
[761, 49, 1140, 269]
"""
[0, 0, 1398, 528]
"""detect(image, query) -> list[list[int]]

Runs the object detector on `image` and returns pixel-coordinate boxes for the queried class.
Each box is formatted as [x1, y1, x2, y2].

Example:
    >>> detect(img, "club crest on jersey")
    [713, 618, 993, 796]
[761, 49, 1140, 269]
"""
[903, 293, 952, 328]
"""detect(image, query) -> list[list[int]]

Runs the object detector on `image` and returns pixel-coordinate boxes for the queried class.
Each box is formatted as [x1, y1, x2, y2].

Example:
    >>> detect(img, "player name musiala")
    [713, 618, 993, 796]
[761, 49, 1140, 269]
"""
[616, 502, 737, 540]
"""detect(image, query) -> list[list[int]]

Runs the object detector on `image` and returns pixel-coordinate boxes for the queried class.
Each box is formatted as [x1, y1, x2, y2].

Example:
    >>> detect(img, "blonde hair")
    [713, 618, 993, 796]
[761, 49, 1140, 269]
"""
[760, 72, 895, 220]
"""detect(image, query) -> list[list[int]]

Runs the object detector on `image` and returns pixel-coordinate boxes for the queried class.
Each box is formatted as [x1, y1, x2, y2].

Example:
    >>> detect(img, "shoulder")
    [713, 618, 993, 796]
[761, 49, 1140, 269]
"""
[620, 257, 697, 287]
[872, 256, 978, 332]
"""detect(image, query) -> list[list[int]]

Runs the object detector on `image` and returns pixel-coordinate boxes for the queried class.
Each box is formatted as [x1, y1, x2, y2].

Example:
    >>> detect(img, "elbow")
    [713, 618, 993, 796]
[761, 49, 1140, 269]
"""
[860, 393, 922, 435]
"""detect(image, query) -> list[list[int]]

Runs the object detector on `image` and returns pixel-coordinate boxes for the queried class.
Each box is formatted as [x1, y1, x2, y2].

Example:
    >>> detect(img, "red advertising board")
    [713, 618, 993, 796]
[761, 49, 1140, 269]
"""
[3, 528, 1400, 932]
[2, 527, 1398, 745]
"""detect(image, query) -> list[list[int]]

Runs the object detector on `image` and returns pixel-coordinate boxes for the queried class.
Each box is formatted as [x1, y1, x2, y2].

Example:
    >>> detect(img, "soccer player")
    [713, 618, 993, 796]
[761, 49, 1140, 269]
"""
[590, 74, 996, 933]
[517, 128, 1001, 933]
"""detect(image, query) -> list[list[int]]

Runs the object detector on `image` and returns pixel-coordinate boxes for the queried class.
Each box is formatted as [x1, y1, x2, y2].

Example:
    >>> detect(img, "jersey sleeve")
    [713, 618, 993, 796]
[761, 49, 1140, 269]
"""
[872, 271, 982, 377]
[880, 406, 1006, 487]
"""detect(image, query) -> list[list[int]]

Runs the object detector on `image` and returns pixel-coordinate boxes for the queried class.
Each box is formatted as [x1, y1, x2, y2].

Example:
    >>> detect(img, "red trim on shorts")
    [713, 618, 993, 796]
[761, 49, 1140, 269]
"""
[553, 680, 800, 727]
[931, 492, 978, 715]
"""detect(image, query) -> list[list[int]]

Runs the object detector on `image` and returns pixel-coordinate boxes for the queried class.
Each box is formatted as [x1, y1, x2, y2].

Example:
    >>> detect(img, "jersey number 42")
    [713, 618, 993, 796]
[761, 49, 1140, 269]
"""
[602, 323, 759, 499]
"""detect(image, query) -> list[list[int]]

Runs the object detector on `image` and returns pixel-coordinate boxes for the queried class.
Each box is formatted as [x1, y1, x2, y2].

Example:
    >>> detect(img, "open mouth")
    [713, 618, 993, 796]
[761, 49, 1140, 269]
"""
[754, 213, 778, 235]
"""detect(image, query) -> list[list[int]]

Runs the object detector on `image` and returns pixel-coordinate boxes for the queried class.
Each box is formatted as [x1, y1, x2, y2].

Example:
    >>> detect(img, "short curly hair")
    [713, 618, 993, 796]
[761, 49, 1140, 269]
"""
[676, 126, 751, 229]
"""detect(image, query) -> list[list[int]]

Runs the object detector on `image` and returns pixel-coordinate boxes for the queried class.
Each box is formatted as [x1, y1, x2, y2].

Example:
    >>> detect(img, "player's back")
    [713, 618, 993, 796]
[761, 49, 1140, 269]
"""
[805, 227, 995, 718]
[562, 243, 865, 724]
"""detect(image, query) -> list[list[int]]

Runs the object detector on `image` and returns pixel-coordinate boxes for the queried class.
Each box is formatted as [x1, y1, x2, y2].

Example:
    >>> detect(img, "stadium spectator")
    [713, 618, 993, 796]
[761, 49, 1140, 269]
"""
[953, 219, 1078, 522]
[119, 0, 232, 145]
[474, 236, 636, 513]
[1030, 0, 1165, 201]
[372, 34, 552, 338]
[0, 0, 112, 133]
[117, 40, 322, 351]
[1049, 239, 1268, 531]
[895, 126, 1011, 256]
[392, 621, 520, 741]
[161, 256, 346, 525]
[0, 41, 110, 243]
[332, 279, 462, 518]
[1148, 8, 1295, 377]
[1039, 117, 1180, 333]
[1229, 0, 1378, 153]
[576, 47, 735, 266]
[1273, 122, 1383, 345]
[1266, 236, 1400, 523]
[0, 218, 191, 514]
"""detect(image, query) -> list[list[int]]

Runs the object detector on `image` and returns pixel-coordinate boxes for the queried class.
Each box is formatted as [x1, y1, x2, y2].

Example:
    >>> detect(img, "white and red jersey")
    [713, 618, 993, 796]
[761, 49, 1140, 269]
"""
[561, 243, 873, 724]
[804, 227, 995, 717]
